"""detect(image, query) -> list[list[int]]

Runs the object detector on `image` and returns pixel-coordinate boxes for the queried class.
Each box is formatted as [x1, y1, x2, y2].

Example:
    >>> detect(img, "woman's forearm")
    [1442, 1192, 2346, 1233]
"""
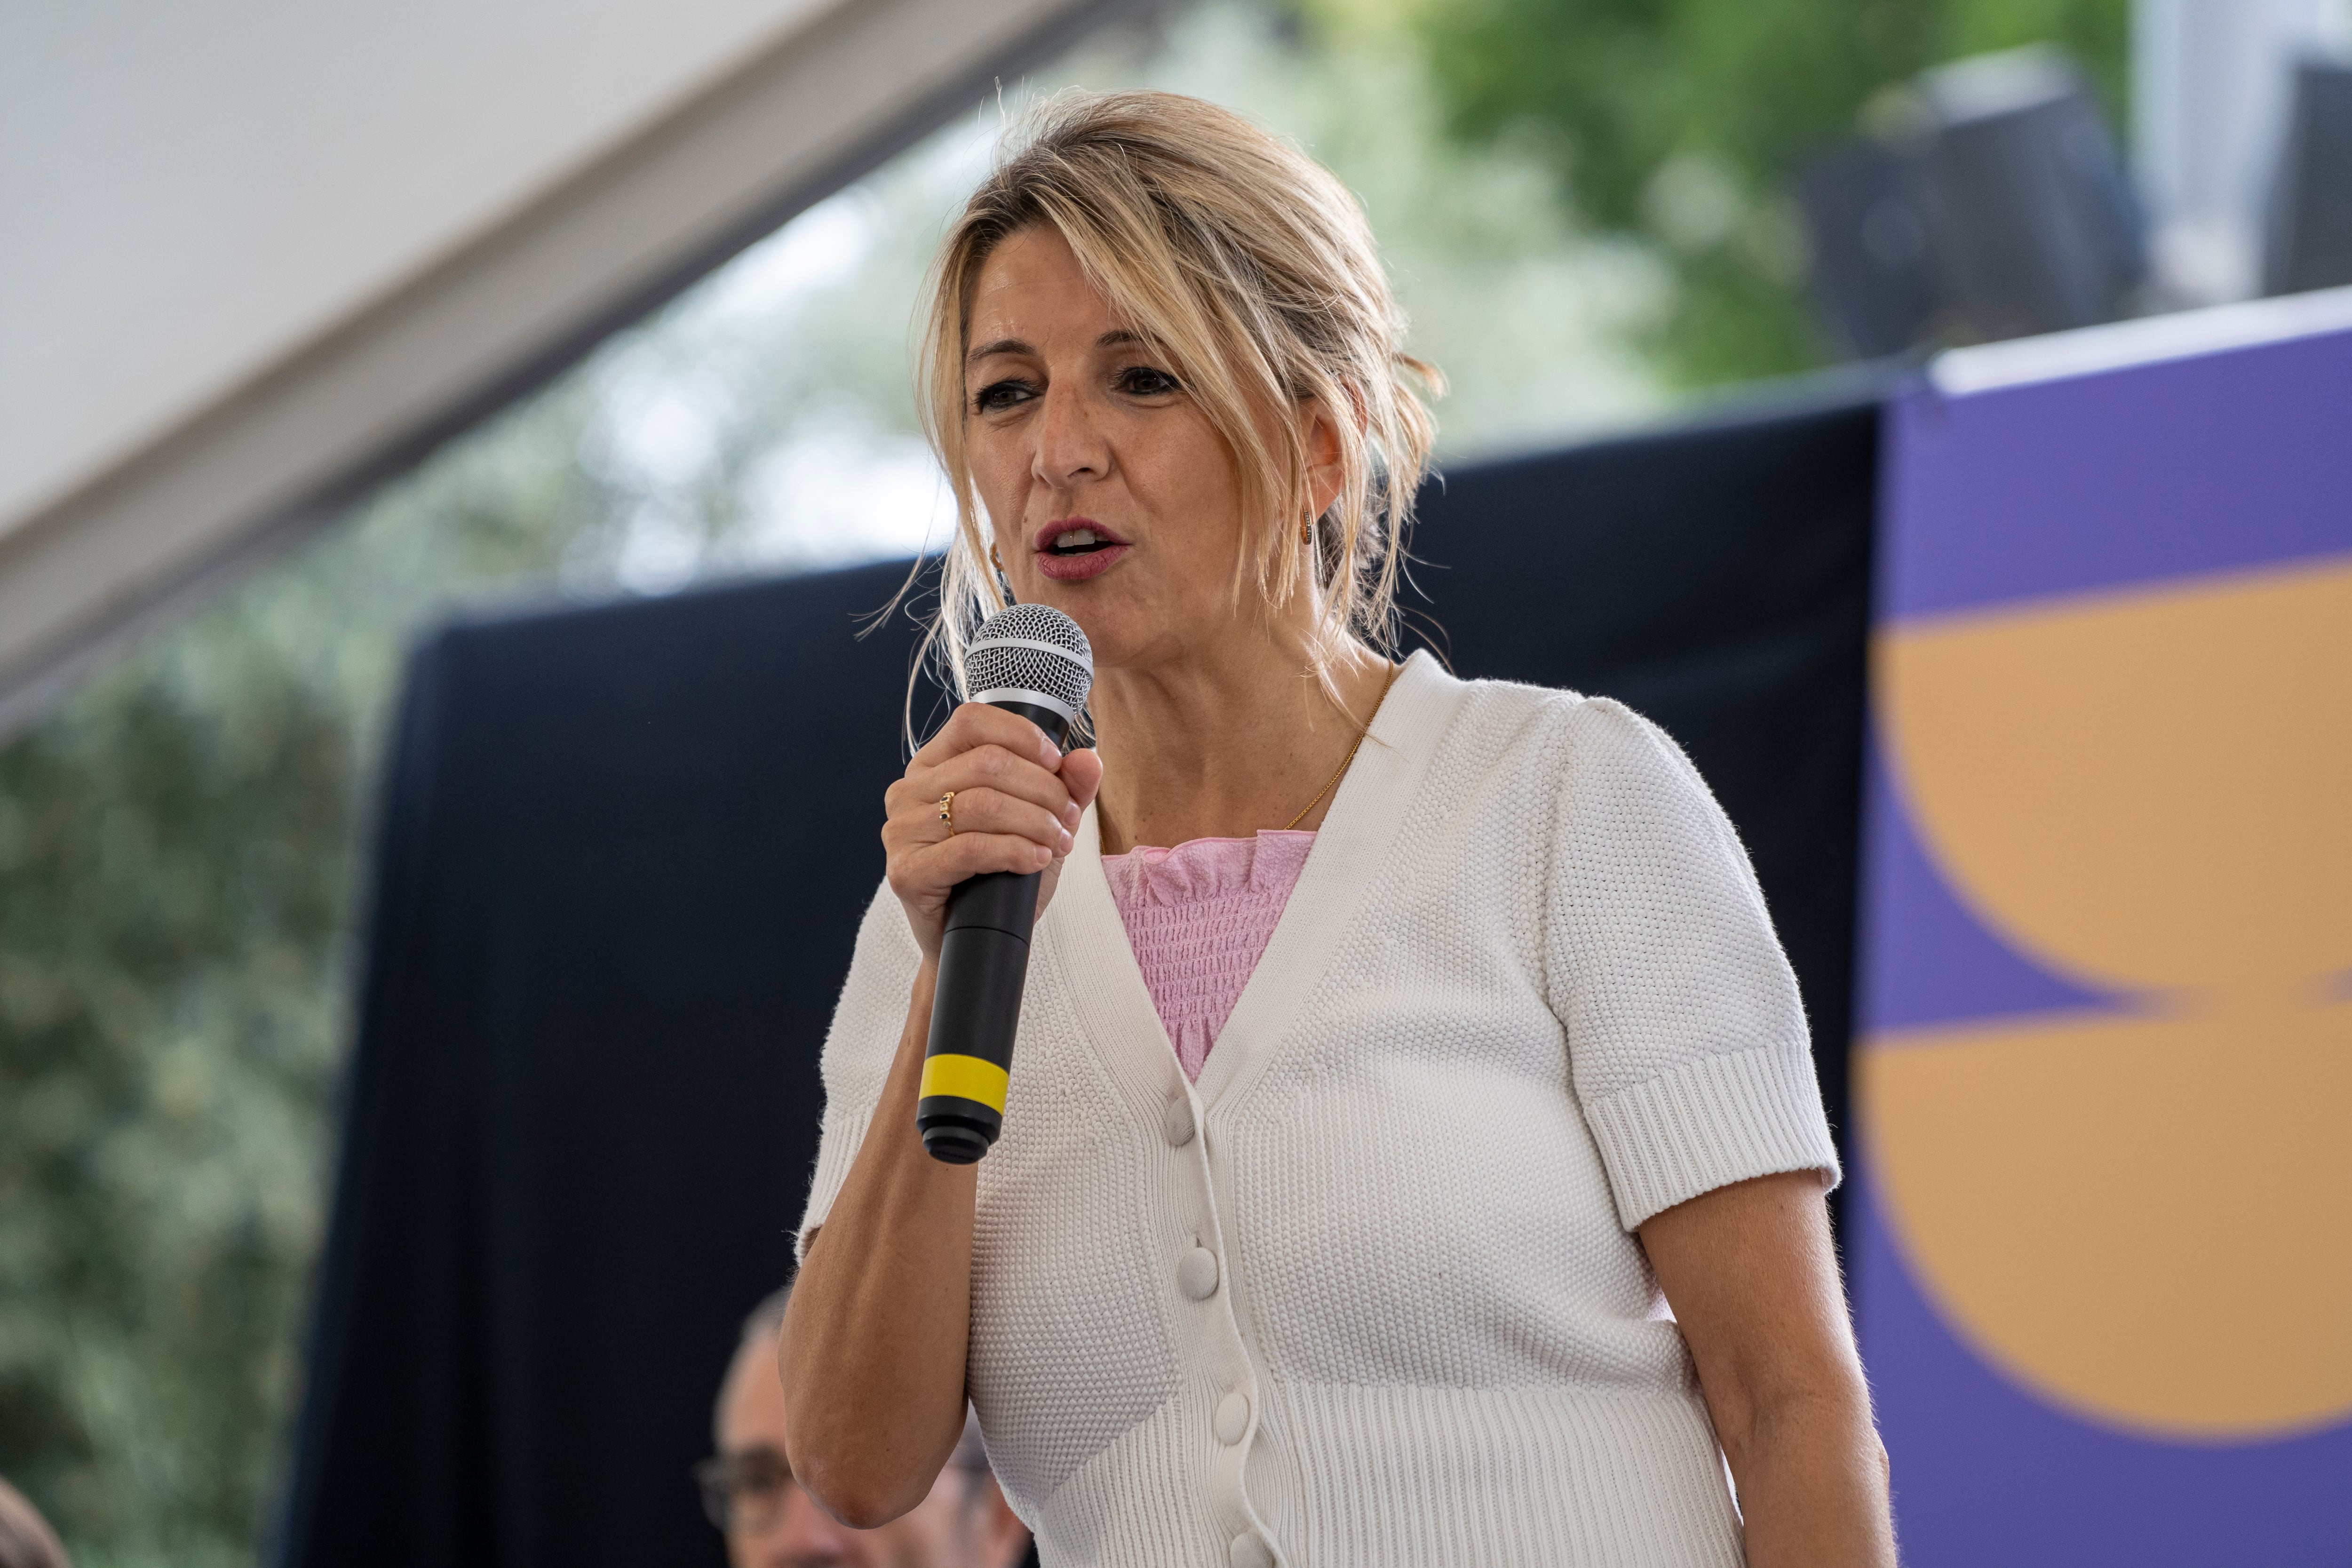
[1720, 1387, 1897, 1568]
[1639, 1174, 1896, 1567]
[779, 960, 977, 1527]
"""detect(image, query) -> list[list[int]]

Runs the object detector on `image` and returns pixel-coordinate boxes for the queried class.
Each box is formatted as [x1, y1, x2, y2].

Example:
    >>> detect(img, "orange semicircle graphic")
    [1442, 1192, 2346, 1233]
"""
[1867, 557, 2352, 1440]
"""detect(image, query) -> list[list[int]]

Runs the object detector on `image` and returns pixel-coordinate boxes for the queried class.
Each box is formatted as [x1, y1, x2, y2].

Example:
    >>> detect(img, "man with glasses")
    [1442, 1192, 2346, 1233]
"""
[699, 1287, 1029, 1568]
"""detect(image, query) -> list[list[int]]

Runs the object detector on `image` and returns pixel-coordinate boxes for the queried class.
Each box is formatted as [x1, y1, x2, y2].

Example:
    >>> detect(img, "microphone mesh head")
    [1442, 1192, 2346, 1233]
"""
[967, 603, 1094, 713]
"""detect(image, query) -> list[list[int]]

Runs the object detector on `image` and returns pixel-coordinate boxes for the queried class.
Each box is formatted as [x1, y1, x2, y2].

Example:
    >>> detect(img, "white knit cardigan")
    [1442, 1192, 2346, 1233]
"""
[799, 653, 1840, 1568]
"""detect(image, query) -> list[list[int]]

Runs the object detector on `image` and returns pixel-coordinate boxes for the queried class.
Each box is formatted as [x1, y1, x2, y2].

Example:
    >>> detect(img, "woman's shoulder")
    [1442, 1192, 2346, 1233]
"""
[1411, 668, 1730, 867]
[1422, 660, 1690, 777]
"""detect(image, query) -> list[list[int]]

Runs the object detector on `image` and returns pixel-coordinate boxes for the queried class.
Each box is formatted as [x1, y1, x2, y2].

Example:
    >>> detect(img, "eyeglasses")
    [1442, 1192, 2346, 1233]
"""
[694, 1446, 795, 1536]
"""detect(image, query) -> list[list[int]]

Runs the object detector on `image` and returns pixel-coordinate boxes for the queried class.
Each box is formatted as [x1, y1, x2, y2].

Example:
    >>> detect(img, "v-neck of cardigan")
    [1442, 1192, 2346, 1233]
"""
[1046, 649, 1459, 1117]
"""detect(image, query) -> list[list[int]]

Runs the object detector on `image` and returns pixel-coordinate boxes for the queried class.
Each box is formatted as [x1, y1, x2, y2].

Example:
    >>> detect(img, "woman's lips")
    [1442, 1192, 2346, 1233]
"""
[1031, 518, 1132, 581]
[1034, 541, 1130, 581]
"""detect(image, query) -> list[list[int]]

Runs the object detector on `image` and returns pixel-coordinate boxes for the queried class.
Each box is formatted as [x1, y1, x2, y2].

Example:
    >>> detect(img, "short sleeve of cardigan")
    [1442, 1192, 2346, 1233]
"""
[795, 879, 922, 1262]
[1546, 697, 1842, 1231]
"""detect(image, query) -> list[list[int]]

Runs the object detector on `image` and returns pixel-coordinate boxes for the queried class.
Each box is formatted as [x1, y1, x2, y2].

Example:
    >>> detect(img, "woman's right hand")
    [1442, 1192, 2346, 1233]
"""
[882, 703, 1104, 960]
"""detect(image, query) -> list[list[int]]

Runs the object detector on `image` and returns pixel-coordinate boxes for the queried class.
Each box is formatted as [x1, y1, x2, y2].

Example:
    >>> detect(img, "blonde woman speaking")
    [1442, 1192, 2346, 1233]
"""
[781, 90, 1897, 1568]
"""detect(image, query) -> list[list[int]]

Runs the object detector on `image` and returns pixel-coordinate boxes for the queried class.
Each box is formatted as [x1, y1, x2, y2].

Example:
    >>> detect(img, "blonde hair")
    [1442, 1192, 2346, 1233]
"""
[906, 89, 1441, 710]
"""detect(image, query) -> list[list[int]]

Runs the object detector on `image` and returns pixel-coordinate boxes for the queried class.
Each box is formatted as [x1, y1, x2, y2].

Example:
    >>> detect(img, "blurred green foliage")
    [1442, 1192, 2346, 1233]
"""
[1412, 0, 2132, 384]
[0, 383, 623, 1567]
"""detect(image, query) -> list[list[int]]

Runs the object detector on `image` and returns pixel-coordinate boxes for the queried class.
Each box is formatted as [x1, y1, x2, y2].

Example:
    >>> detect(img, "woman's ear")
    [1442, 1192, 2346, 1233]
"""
[1300, 396, 1349, 522]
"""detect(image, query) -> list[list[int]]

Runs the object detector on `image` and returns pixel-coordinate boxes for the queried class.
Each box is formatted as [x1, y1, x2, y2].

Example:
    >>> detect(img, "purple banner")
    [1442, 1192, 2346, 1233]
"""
[1857, 294, 2352, 1566]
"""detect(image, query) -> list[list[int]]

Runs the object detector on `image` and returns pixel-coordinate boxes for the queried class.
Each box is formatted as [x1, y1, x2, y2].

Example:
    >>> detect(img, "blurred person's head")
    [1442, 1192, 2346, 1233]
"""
[0, 1478, 70, 1568]
[702, 1287, 1026, 1568]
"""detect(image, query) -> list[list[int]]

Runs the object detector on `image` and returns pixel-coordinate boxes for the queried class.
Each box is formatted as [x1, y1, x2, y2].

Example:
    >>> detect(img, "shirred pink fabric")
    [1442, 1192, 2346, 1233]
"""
[1100, 830, 1315, 1080]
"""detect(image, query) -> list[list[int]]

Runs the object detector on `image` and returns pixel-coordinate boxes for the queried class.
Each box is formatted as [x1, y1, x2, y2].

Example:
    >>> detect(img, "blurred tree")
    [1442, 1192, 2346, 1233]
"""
[1409, 0, 2132, 385]
[0, 382, 625, 1568]
[1146, 0, 1667, 452]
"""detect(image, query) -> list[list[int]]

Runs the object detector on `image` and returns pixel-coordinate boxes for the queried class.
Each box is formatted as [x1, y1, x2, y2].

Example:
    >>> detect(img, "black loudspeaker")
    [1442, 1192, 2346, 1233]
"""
[1798, 47, 2145, 355]
[1911, 49, 2145, 340]
[1798, 142, 1939, 359]
[2264, 58, 2352, 297]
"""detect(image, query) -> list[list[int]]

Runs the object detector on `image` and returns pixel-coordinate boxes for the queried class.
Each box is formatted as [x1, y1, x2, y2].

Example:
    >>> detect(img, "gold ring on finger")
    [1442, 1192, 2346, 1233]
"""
[938, 790, 957, 834]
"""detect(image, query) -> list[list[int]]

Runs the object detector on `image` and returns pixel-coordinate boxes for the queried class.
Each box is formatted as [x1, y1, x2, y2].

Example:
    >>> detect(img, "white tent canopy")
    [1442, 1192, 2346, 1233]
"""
[0, 0, 1132, 732]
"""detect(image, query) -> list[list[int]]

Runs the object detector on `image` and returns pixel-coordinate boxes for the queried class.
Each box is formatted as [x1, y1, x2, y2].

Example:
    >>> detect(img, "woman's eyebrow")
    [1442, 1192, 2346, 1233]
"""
[967, 338, 1031, 365]
[969, 330, 1145, 365]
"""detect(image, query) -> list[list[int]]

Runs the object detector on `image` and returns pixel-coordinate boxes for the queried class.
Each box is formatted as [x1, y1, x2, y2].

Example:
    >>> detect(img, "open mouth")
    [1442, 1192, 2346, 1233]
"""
[1031, 519, 1131, 581]
[1046, 527, 1120, 556]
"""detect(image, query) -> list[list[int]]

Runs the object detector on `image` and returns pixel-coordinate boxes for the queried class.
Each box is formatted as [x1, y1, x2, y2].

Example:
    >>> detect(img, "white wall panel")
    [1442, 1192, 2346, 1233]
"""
[0, 0, 1131, 730]
[0, 0, 834, 531]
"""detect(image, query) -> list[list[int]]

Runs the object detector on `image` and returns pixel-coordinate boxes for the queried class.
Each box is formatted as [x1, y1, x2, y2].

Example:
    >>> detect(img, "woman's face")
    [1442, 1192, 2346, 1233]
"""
[962, 225, 1303, 675]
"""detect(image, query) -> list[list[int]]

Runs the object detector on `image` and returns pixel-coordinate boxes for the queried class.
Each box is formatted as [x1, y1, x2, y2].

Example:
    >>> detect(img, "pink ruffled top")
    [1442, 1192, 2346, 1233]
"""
[1100, 830, 1315, 1081]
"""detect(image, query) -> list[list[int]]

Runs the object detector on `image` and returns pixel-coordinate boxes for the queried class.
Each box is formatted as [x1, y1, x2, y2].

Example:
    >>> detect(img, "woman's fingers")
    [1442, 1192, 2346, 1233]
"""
[930, 827, 1056, 879]
[884, 703, 1082, 957]
[928, 786, 1072, 855]
[887, 829, 1052, 928]
[914, 743, 1080, 826]
[886, 752, 1075, 855]
[911, 703, 1062, 775]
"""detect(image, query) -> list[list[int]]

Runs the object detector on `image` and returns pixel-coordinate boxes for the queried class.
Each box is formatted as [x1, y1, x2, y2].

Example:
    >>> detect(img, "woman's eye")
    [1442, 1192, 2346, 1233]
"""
[1117, 366, 1182, 398]
[972, 379, 1035, 414]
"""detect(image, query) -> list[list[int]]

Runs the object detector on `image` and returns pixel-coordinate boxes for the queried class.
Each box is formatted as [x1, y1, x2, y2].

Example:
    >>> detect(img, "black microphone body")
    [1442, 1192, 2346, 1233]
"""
[917, 608, 1094, 1163]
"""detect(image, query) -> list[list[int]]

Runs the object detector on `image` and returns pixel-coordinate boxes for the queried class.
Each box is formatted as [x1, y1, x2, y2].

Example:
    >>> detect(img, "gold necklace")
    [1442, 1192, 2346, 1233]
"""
[1283, 663, 1400, 832]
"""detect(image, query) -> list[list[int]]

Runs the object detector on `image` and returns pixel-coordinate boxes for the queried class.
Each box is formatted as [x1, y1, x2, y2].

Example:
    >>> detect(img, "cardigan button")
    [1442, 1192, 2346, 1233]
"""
[1163, 1098, 1196, 1146]
[1214, 1390, 1251, 1444]
[1229, 1533, 1274, 1568]
[1178, 1246, 1220, 1300]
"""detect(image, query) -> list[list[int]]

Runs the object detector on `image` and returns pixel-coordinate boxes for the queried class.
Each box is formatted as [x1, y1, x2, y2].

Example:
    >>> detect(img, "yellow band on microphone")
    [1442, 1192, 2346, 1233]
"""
[920, 1052, 1010, 1113]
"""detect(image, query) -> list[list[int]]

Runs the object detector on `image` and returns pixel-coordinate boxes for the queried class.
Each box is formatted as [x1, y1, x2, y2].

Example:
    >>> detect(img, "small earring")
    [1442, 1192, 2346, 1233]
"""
[990, 542, 1006, 573]
[1300, 518, 1316, 546]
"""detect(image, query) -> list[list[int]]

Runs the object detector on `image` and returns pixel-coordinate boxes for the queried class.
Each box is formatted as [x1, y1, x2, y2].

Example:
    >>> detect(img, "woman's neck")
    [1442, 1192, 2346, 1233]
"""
[1088, 626, 1395, 856]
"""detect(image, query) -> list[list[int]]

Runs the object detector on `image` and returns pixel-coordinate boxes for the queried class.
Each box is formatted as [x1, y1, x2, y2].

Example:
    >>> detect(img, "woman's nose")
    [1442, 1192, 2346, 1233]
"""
[1031, 382, 1108, 487]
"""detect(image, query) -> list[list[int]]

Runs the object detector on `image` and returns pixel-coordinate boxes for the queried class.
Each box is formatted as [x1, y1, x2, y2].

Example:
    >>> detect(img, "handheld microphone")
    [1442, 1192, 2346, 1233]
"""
[918, 603, 1094, 1163]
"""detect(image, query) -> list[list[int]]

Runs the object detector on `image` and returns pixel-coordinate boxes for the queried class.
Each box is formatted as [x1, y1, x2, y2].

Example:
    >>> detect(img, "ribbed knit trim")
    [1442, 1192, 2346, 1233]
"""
[1036, 1384, 1286, 1568]
[1035, 1399, 1205, 1566]
[1583, 1043, 1843, 1231]
[1257, 1381, 1741, 1568]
